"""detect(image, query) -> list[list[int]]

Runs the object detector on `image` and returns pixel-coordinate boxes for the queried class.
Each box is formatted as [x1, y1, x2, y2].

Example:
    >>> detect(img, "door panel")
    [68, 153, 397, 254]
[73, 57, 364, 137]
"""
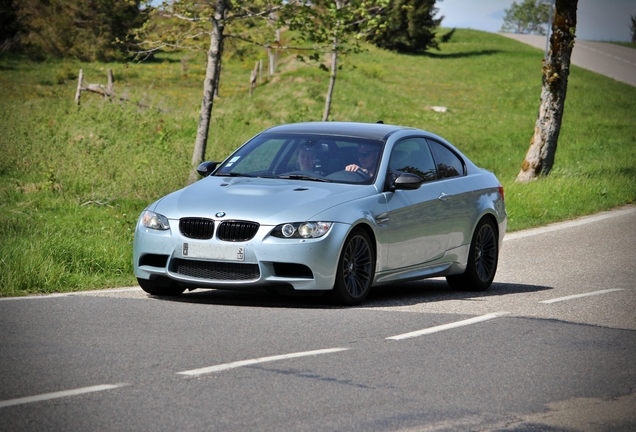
[385, 138, 449, 270]
[386, 184, 452, 269]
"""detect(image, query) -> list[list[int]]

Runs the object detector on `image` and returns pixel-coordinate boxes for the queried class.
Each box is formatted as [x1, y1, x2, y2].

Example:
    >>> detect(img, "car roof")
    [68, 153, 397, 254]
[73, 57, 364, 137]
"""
[262, 122, 417, 141]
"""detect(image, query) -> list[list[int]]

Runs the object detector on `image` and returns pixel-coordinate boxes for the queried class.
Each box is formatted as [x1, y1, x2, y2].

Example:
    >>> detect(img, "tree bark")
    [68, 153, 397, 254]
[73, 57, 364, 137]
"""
[516, 0, 578, 183]
[322, 46, 338, 121]
[188, 0, 227, 184]
[322, 0, 342, 122]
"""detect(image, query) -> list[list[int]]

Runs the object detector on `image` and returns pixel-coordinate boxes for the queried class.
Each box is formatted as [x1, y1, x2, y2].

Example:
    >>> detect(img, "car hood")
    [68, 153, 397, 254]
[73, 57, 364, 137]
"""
[152, 176, 376, 225]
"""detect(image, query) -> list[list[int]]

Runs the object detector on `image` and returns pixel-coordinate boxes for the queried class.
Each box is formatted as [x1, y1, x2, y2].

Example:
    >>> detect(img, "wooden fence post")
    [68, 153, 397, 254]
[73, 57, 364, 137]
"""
[269, 51, 275, 76]
[107, 69, 113, 96]
[75, 69, 84, 105]
[249, 62, 258, 97]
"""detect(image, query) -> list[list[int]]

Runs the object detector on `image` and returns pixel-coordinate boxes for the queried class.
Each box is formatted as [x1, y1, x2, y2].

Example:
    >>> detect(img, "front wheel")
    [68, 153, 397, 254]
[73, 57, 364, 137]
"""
[446, 218, 498, 292]
[331, 229, 375, 306]
[138, 277, 185, 296]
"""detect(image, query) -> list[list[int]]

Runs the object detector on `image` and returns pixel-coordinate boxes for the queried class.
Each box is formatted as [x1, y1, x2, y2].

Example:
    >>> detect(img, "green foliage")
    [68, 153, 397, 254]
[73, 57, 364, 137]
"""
[0, 0, 20, 52]
[7, 0, 148, 61]
[133, 0, 281, 59]
[630, 14, 636, 44]
[365, 0, 442, 53]
[1, 30, 635, 296]
[500, 0, 551, 35]
[283, 0, 368, 54]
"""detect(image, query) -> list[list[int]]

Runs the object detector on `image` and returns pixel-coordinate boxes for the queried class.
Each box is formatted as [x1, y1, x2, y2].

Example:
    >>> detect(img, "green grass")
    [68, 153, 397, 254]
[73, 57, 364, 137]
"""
[608, 41, 635, 49]
[1, 29, 635, 296]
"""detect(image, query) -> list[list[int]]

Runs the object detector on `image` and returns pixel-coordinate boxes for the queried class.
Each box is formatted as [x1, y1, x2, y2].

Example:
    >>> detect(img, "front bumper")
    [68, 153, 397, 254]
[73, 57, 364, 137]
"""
[133, 219, 351, 291]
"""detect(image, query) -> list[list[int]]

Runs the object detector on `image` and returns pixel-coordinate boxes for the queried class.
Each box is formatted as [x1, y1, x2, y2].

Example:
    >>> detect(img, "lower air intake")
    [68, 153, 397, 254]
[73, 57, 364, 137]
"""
[172, 258, 260, 281]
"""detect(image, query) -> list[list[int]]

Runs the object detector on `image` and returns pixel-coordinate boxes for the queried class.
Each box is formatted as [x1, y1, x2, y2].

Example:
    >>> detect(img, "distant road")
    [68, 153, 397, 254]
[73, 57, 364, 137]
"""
[501, 33, 636, 87]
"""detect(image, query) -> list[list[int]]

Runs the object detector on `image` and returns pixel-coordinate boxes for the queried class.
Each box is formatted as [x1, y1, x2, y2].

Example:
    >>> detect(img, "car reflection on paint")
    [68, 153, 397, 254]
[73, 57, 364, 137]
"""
[133, 122, 507, 305]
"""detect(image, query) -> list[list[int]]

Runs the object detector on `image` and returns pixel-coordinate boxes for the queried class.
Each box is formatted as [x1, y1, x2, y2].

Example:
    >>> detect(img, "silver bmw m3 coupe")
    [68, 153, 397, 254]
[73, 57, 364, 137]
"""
[133, 122, 507, 305]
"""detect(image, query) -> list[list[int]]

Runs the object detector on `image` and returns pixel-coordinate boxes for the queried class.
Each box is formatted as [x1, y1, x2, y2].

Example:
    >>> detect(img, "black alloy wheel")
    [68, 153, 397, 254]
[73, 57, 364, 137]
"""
[447, 218, 498, 292]
[332, 229, 375, 305]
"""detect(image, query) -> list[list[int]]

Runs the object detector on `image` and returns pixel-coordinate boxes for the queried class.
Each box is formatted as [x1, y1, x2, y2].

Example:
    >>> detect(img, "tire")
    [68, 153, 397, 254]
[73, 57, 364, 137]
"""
[446, 218, 498, 292]
[331, 229, 375, 306]
[137, 277, 185, 296]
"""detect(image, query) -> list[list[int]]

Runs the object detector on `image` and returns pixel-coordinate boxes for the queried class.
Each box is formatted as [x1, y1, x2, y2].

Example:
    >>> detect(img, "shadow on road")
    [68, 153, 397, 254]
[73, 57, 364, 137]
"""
[149, 279, 552, 309]
[364, 279, 552, 308]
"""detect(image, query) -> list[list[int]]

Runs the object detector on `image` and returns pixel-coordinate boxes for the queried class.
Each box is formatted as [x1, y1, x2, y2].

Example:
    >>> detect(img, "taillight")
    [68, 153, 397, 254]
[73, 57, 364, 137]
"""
[498, 184, 505, 201]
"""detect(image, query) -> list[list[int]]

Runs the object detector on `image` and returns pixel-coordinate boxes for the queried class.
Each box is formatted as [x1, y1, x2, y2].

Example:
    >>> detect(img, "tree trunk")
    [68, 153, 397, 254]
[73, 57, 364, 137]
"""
[516, 0, 578, 183]
[188, 0, 226, 184]
[322, 47, 338, 122]
[322, 0, 342, 122]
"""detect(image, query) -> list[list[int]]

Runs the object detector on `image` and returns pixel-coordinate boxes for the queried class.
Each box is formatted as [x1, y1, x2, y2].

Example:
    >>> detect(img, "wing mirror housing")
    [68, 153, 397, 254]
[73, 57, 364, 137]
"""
[197, 161, 219, 177]
[392, 172, 424, 190]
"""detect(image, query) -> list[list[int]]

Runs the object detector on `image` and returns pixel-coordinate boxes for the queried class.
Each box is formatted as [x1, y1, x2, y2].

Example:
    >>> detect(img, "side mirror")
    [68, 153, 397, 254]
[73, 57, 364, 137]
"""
[393, 172, 424, 190]
[197, 161, 219, 177]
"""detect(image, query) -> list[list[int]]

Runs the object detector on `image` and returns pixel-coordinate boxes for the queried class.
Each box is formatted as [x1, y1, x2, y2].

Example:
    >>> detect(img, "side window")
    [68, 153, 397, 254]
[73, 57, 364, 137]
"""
[427, 139, 465, 179]
[390, 138, 437, 182]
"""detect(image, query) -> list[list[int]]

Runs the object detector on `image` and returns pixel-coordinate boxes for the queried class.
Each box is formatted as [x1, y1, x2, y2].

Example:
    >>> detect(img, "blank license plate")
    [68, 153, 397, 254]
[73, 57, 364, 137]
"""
[182, 243, 245, 261]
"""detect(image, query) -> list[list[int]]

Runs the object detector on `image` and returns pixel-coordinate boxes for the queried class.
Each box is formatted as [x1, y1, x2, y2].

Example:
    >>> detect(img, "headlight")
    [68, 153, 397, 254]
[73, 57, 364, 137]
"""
[271, 222, 333, 239]
[140, 210, 170, 230]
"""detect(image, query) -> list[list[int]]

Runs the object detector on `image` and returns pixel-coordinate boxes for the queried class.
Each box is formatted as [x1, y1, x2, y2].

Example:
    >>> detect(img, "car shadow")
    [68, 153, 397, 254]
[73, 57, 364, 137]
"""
[148, 279, 552, 310]
[365, 279, 552, 307]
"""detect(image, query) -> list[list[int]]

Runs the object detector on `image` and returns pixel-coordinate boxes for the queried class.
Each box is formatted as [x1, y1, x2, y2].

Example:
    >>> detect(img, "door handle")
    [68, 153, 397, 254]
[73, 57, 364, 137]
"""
[438, 192, 451, 201]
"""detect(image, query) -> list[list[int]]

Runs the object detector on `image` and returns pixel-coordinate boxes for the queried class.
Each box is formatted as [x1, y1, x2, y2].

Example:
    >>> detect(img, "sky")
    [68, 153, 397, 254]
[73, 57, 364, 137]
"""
[435, 0, 635, 42]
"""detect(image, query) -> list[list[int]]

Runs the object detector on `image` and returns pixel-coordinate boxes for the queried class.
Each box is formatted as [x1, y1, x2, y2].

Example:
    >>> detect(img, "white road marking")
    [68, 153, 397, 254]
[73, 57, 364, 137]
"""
[386, 312, 510, 341]
[504, 207, 636, 242]
[539, 289, 624, 304]
[177, 348, 350, 376]
[579, 44, 636, 66]
[0, 384, 128, 409]
[0, 287, 140, 302]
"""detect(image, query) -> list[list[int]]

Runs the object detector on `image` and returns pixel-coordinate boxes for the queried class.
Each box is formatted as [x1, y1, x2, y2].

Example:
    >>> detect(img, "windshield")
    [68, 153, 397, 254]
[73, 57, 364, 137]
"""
[215, 133, 385, 185]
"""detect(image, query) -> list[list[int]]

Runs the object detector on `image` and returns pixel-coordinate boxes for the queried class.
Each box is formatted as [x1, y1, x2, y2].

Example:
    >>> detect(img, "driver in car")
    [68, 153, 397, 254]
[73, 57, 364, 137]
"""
[345, 144, 380, 177]
[297, 146, 316, 172]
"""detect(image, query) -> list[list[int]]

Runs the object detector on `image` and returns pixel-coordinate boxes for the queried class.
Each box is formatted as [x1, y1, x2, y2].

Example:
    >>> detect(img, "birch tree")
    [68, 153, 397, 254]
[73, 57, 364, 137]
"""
[134, 0, 283, 183]
[281, 0, 389, 121]
[516, 0, 577, 183]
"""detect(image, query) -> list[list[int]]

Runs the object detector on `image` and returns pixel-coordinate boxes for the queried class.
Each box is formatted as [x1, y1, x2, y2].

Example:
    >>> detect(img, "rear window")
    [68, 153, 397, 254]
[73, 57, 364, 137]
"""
[427, 140, 465, 179]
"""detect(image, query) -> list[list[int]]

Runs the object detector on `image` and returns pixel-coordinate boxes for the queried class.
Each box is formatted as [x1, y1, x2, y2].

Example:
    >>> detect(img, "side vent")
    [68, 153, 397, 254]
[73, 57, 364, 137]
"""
[139, 254, 169, 268]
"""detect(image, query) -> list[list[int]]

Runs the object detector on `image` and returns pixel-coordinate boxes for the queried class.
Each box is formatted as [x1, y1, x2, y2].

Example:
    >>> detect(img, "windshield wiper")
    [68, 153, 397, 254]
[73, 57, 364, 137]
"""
[277, 174, 331, 182]
[215, 172, 254, 177]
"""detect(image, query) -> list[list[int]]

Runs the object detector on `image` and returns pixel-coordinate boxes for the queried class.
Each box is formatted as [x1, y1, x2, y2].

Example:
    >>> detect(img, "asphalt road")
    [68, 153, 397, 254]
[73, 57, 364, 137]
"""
[501, 33, 636, 87]
[1, 206, 635, 431]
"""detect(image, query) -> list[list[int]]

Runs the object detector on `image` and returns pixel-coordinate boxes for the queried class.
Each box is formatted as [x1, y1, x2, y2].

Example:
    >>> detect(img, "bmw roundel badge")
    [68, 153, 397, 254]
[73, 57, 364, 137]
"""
[215, 211, 226, 218]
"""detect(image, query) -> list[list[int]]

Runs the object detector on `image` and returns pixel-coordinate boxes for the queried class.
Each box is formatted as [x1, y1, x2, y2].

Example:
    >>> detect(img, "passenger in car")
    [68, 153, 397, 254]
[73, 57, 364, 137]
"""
[345, 144, 380, 177]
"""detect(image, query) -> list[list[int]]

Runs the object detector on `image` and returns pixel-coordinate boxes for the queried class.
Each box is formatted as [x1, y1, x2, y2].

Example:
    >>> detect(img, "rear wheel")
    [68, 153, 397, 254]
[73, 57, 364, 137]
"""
[137, 277, 185, 296]
[331, 229, 375, 306]
[446, 218, 498, 292]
